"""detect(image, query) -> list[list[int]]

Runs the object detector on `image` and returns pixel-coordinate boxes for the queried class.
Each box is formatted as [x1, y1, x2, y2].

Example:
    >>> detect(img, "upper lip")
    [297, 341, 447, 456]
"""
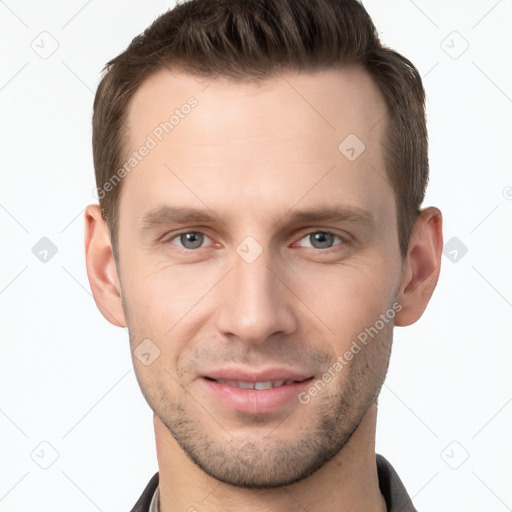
[202, 367, 313, 383]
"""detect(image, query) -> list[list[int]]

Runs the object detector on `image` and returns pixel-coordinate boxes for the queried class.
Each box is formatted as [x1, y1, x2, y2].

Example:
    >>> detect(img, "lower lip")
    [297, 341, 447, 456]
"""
[200, 377, 314, 414]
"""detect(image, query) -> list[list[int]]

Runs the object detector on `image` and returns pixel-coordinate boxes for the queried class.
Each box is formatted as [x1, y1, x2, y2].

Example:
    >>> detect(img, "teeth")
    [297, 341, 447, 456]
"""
[216, 379, 295, 389]
[238, 381, 255, 389]
[254, 381, 273, 390]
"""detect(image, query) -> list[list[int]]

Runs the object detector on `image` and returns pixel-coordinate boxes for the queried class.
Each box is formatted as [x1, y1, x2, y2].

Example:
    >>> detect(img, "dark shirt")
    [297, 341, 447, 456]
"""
[129, 454, 417, 512]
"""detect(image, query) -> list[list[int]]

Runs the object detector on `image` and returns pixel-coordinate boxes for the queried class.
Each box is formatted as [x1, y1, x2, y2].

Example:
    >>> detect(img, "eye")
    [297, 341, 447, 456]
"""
[169, 231, 212, 250]
[296, 231, 344, 250]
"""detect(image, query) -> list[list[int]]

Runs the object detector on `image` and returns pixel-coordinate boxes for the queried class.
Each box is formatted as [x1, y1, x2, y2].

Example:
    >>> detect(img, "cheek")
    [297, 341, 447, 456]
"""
[291, 255, 399, 352]
[120, 254, 222, 345]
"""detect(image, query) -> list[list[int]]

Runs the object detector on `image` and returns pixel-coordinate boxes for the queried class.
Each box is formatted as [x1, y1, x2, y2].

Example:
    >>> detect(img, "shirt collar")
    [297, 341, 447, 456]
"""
[148, 484, 160, 512]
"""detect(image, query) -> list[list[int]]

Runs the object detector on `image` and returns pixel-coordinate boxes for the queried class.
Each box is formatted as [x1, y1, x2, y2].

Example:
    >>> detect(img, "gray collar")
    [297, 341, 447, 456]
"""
[148, 485, 159, 512]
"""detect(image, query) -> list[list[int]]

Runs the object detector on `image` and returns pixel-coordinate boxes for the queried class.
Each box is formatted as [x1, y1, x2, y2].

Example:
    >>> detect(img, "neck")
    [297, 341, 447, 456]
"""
[154, 404, 386, 512]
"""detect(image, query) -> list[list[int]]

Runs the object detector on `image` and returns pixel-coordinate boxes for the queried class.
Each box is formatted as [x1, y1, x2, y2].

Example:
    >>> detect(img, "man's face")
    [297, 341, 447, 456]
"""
[116, 66, 403, 487]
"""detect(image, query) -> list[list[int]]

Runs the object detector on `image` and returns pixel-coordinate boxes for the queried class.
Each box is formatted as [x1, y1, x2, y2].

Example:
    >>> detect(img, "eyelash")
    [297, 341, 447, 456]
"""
[164, 229, 348, 252]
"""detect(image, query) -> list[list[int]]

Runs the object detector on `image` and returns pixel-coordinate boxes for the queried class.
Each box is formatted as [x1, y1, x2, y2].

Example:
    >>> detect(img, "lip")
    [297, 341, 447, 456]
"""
[199, 367, 314, 414]
[202, 367, 313, 383]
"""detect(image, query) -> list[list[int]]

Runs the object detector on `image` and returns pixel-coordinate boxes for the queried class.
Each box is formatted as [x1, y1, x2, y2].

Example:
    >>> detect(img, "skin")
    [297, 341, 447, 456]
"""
[85, 66, 442, 512]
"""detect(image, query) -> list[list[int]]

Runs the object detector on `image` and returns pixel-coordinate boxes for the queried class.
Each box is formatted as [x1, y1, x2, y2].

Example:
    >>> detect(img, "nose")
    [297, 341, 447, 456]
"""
[214, 247, 298, 345]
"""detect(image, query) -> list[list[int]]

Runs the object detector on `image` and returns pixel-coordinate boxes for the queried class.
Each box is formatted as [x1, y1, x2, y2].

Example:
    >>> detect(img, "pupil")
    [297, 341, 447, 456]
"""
[181, 232, 203, 249]
[311, 232, 333, 249]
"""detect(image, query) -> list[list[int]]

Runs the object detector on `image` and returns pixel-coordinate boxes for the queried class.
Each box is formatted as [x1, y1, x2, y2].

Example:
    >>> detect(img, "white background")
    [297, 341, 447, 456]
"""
[1, 0, 511, 510]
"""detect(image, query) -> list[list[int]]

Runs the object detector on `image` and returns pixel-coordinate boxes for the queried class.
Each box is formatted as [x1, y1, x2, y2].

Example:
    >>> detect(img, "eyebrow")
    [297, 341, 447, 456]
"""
[140, 206, 223, 230]
[139, 205, 375, 231]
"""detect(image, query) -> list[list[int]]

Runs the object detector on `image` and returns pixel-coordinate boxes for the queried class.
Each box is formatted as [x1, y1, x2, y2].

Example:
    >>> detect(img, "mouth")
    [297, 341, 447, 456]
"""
[204, 377, 309, 390]
[200, 373, 315, 414]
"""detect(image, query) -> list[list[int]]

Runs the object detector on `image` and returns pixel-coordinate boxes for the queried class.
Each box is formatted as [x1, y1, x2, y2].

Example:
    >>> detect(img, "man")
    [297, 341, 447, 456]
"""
[84, 0, 442, 510]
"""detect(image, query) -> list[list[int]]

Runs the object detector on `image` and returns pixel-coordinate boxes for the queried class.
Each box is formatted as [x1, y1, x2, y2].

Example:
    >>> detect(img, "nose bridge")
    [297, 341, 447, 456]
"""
[214, 243, 297, 344]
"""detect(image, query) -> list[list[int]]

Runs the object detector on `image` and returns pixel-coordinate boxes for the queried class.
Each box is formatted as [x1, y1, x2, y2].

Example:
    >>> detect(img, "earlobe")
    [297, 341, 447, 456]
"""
[395, 207, 443, 327]
[84, 204, 127, 328]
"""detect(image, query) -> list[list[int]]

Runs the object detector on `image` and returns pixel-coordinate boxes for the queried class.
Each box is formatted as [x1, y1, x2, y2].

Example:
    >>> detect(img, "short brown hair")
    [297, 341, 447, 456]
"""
[93, 0, 428, 256]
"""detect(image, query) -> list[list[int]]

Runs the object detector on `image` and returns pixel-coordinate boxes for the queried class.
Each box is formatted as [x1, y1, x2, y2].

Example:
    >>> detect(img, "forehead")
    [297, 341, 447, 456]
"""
[119, 66, 392, 228]
[126, 65, 387, 148]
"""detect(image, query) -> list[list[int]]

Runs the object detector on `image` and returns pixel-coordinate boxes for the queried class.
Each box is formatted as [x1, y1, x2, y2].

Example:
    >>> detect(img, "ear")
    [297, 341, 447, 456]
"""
[395, 207, 443, 327]
[84, 204, 127, 328]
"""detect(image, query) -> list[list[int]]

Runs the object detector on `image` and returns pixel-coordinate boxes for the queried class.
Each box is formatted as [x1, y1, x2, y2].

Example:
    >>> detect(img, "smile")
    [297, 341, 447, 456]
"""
[212, 379, 300, 389]
[201, 376, 314, 414]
